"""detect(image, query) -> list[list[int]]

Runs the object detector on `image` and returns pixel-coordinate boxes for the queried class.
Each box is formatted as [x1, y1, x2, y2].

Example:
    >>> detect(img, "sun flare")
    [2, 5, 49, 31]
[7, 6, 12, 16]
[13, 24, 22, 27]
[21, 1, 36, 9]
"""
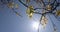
[32, 21, 39, 30]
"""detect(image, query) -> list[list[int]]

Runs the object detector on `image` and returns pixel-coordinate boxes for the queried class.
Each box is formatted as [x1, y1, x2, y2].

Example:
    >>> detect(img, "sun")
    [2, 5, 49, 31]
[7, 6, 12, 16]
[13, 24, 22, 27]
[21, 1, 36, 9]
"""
[32, 21, 39, 30]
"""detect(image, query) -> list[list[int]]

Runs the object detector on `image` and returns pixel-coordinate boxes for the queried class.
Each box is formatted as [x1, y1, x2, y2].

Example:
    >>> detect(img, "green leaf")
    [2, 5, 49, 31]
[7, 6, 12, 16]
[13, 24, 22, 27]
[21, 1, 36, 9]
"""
[26, 5, 34, 18]
[7, 2, 14, 8]
[56, 10, 60, 16]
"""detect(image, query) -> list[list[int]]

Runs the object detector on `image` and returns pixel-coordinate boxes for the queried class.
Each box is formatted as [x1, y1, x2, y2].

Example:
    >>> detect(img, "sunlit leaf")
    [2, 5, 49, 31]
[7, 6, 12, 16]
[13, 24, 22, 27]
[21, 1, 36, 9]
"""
[42, 24, 46, 28]
[42, 16, 48, 24]
[7, 2, 14, 8]
[46, 4, 52, 11]
[13, 10, 22, 17]
[56, 10, 60, 16]
[15, 4, 19, 9]
[26, 5, 34, 18]
[41, 16, 48, 28]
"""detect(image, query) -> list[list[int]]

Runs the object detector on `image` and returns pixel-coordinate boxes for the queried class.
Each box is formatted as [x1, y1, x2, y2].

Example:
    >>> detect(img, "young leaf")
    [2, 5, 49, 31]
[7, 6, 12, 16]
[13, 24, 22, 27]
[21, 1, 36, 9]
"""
[41, 16, 48, 28]
[46, 4, 52, 11]
[7, 2, 14, 8]
[15, 4, 19, 9]
[56, 10, 60, 16]
[13, 10, 22, 17]
[26, 5, 34, 18]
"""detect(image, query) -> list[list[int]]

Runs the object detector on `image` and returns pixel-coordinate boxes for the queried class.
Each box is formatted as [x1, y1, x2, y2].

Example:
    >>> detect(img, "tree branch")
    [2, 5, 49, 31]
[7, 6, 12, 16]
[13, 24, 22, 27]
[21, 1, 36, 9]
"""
[18, 0, 28, 7]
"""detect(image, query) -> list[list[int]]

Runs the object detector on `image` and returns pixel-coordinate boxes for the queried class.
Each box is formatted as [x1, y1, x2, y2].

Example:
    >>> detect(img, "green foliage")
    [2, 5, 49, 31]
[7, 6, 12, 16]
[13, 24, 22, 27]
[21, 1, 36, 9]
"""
[26, 5, 34, 18]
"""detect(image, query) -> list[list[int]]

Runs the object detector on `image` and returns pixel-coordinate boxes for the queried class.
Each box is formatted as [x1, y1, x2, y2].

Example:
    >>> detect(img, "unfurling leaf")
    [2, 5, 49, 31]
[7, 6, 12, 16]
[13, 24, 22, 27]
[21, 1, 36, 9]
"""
[26, 5, 34, 18]
[15, 4, 19, 9]
[41, 16, 48, 28]
[7, 2, 19, 9]
[42, 24, 46, 29]
[46, 4, 52, 11]
[13, 10, 22, 17]
[56, 10, 60, 16]
[7, 2, 14, 8]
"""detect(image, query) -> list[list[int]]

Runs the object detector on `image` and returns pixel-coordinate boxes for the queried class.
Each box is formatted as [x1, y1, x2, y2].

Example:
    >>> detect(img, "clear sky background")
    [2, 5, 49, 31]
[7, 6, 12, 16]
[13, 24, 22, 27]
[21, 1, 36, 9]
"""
[0, 0, 60, 32]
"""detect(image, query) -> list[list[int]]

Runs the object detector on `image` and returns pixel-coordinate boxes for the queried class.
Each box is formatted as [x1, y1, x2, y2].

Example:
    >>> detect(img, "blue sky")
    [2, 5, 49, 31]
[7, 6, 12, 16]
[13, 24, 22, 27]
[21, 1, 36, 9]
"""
[0, 0, 60, 32]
